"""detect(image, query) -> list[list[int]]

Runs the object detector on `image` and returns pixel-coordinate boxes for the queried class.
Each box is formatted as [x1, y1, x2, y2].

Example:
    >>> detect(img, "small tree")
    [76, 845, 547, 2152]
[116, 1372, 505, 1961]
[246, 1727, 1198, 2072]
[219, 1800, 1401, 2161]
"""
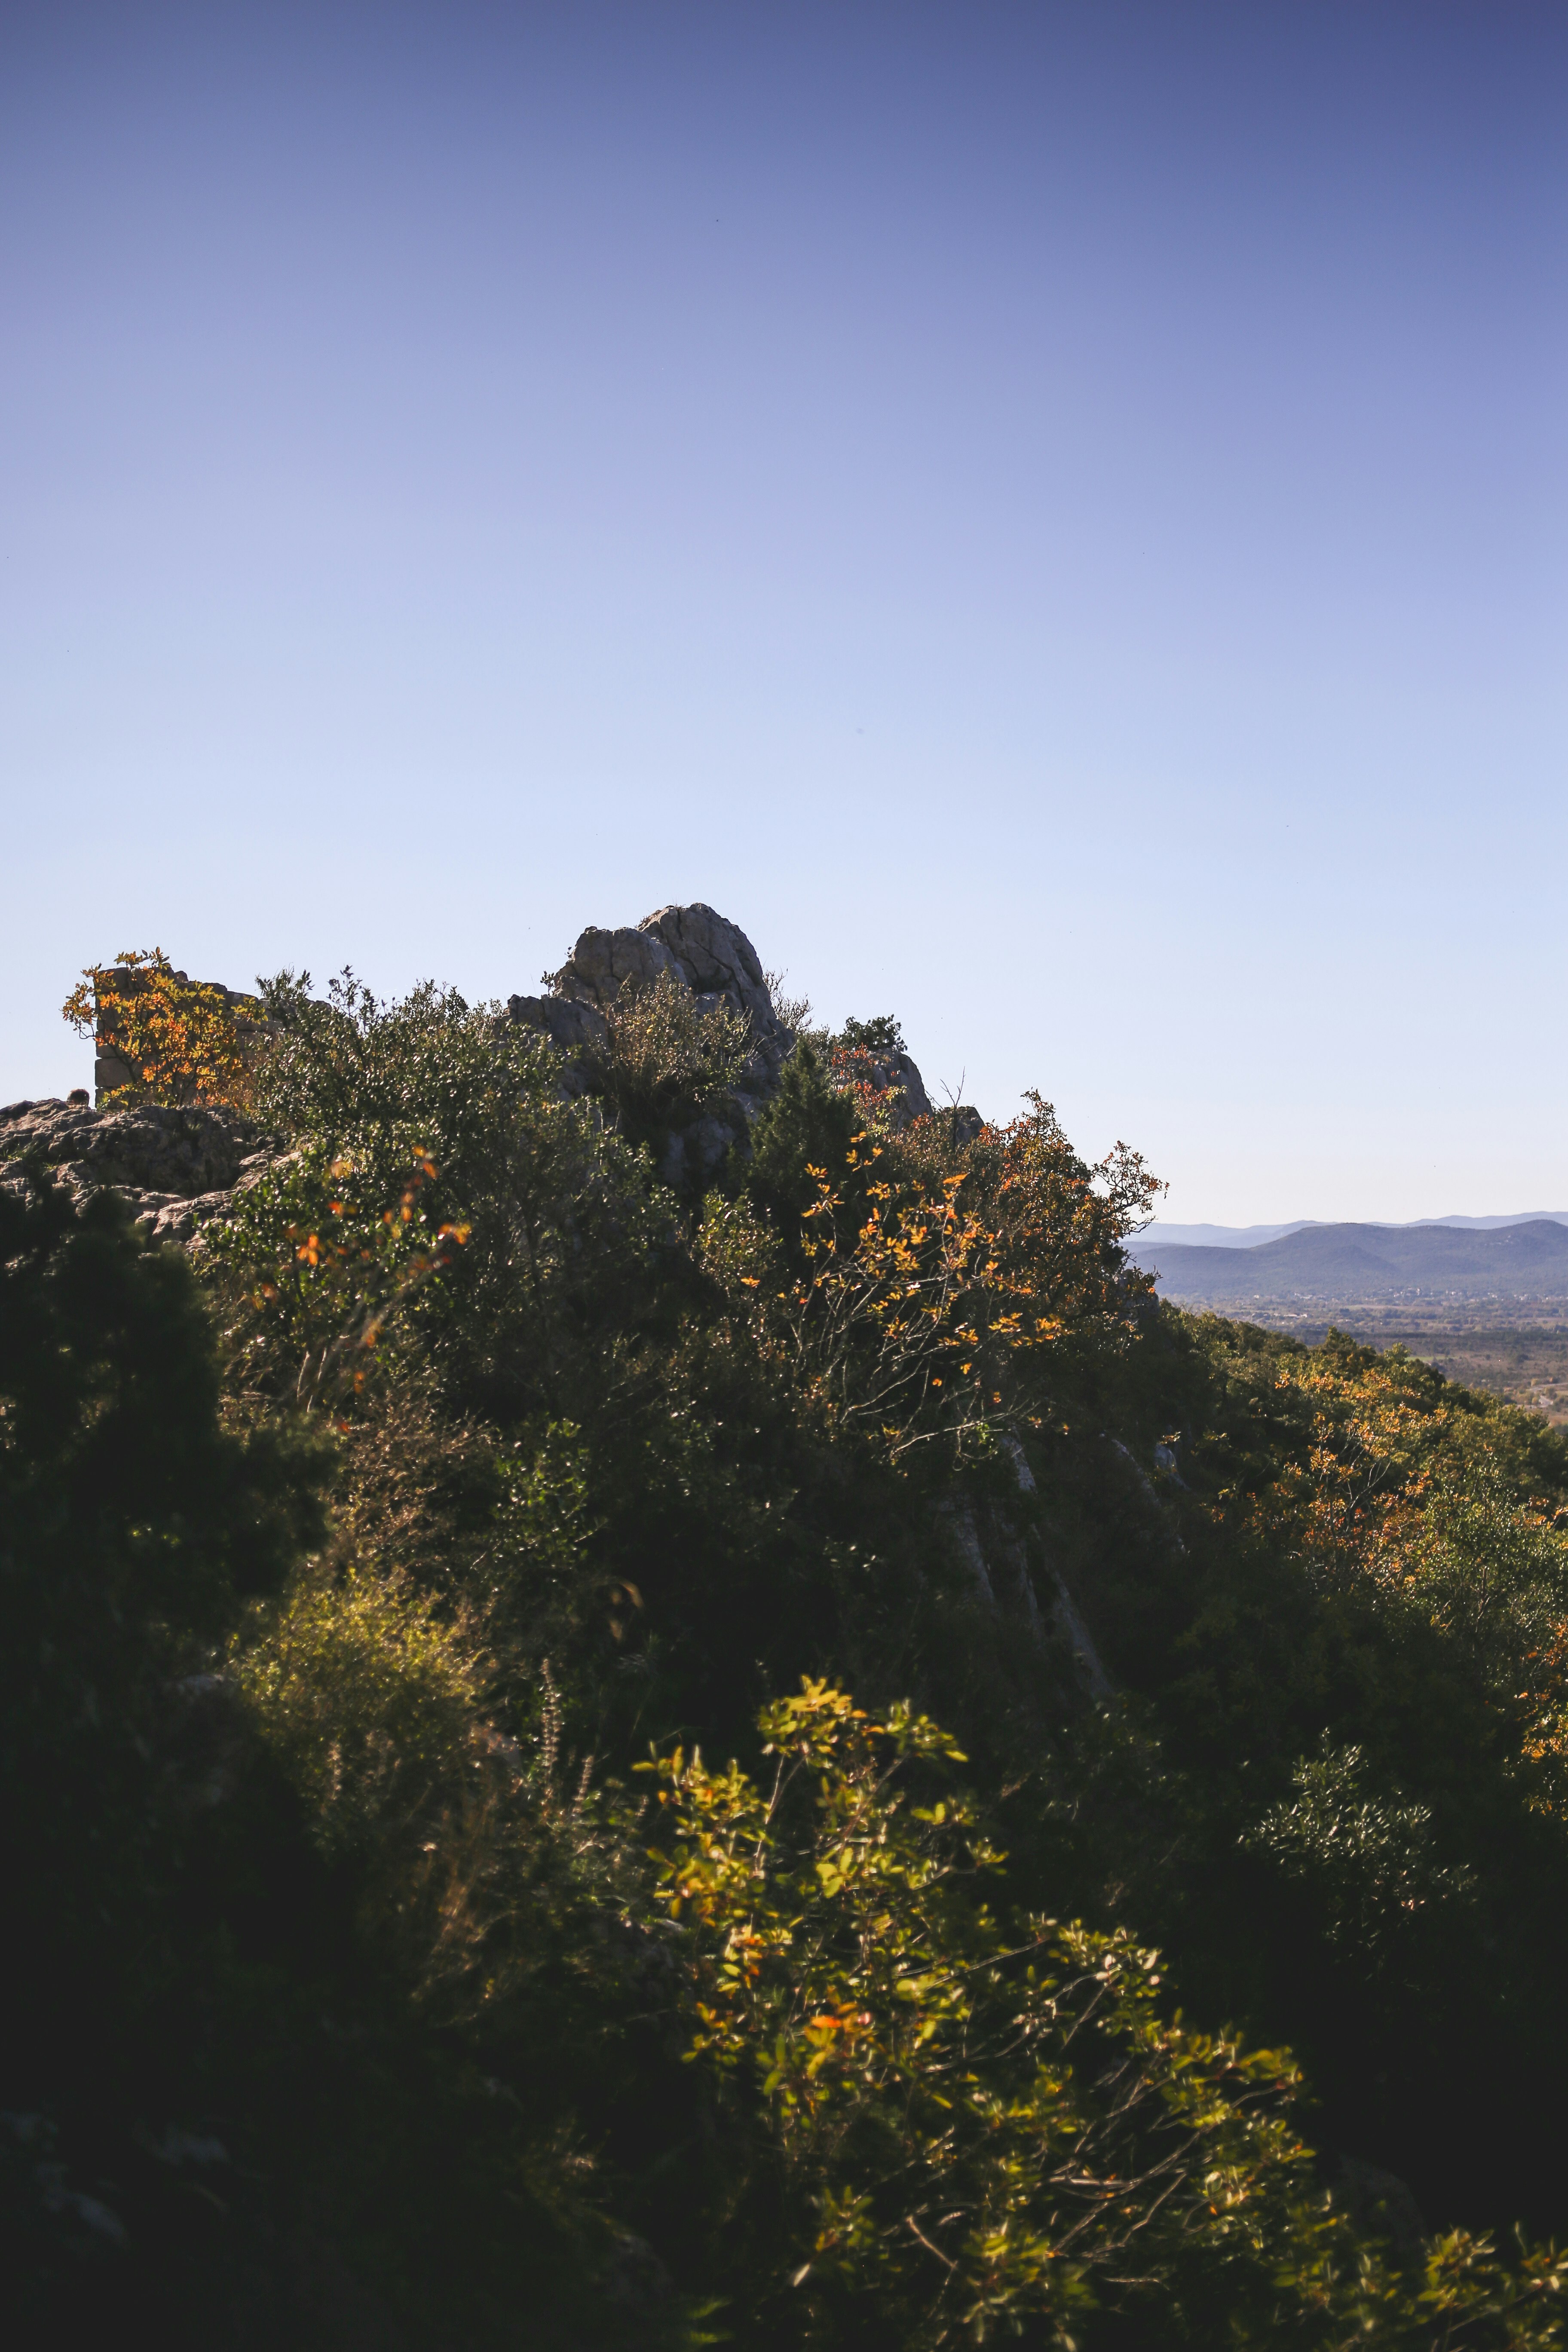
[768, 1154, 1061, 1464]
[63, 947, 263, 1111]
[746, 1039, 860, 1234]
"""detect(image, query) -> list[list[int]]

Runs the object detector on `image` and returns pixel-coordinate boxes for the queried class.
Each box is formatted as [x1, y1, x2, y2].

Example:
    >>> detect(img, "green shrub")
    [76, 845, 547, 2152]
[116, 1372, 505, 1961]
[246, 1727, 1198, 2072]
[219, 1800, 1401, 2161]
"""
[233, 1564, 490, 1852]
[647, 1680, 1568, 2349]
[0, 1175, 319, 1985]
[581, 968, 753, 1145]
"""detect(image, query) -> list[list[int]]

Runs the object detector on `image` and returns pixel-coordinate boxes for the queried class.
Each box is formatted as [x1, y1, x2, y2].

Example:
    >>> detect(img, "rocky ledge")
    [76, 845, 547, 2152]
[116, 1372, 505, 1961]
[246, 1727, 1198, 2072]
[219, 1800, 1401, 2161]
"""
[0, 1098, 270, 1243]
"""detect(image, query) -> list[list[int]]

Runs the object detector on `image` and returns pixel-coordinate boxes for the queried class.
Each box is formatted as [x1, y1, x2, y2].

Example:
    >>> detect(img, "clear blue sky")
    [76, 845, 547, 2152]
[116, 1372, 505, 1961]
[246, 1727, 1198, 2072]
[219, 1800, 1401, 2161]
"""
[3, 0, 1563, 1222]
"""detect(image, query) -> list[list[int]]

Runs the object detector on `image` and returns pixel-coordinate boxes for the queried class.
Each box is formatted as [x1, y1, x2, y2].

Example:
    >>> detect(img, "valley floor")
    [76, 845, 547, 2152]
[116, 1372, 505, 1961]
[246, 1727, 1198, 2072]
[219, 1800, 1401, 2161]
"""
[1207, 1301, 1568, 1426]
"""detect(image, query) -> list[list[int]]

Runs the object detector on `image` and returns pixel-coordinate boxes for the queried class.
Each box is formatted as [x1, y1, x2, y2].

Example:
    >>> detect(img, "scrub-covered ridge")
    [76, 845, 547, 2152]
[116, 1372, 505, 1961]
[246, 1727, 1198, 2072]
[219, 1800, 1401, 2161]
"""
[9, 907, 1568, 2348]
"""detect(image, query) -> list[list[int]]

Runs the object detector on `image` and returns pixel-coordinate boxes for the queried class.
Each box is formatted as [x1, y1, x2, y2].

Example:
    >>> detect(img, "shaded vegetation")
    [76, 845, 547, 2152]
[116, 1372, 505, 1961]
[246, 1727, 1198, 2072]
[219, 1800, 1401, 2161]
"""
[11, 966, 1568, 2344]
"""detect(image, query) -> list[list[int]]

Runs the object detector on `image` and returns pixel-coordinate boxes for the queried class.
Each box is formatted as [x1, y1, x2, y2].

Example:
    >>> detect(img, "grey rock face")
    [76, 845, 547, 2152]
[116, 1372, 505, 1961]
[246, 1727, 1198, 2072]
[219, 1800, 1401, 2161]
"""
[638, 903, 780, 1035]
[0, 1098, 253, 1199]
[505, 994, 608, 1092]
[517, 903, 799, 1135]
[505, 995, 609, 1054]
[544, 903, 788, 1052]
[552, 922, 679, 1010]
[0, 1098, 275, 1246]
[830, 1043, 935, 1130]
[867, 1048, 933, 1123]
[513, 900, 948, 1176]
[937, 1435, 1112, 1701]
[141, 1188, 245, 1244]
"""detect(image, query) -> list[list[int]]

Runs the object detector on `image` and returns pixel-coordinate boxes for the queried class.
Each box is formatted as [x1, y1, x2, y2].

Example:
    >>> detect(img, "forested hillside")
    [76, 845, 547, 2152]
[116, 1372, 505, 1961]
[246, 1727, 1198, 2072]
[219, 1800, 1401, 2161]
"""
[9, 915, 1568, 2348]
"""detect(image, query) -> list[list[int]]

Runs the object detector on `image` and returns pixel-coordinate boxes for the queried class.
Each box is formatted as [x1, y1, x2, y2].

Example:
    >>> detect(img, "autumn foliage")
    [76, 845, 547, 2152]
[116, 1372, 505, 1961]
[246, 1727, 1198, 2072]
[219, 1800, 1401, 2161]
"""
[62, 946, 263, 1110]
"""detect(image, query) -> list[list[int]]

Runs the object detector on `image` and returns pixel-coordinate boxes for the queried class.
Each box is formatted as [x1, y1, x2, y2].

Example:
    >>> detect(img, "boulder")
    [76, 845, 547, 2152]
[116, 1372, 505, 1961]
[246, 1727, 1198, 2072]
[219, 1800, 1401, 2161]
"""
[144, 1188, 244, 1244]
[545, 903, 782, 1032]
[856, 1046, 933, 1124]
[827, 1040, 937, 1131]
[519, 903, 799, 1118]
[0, 1100, 279, 1251]
[505, 994, 608, 1091]
[505, 995, 609, 1054]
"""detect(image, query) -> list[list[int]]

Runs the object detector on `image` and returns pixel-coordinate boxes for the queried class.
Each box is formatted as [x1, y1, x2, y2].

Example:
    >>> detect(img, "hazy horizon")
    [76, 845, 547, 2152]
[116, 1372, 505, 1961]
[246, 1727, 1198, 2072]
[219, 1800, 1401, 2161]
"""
[1142, 1213, 1568, 1249]
[4, 1, 1563, 1224]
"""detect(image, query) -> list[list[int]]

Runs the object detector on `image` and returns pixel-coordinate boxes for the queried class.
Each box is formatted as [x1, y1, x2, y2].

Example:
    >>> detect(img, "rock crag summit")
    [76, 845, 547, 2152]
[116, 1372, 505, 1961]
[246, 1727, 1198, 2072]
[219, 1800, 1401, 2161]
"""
[26, 903, 951, 1229]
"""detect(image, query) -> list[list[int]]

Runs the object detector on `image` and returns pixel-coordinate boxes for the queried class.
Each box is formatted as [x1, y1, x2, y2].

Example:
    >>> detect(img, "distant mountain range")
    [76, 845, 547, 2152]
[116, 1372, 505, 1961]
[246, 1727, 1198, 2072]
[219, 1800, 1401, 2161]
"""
[1130, 1218, 1568, 1304]
[1141, 1213, 1568, 1250]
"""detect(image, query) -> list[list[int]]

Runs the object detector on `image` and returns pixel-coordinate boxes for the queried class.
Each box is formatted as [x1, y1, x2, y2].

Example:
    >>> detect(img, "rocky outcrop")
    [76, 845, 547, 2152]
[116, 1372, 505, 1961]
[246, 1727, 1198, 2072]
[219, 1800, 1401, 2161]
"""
[30, 900, 953, 1228]
[937, 1433, 1112, 1700]
[839, 1041, 935, 1126]
[509, 903, 956, 1175]
[510, 903, 797, 1112]
[0, 1097, 270, 1242]
[505, 993, 608, 1073]
[508, 903, 809, 1183]
[550, 903, 778, 1030]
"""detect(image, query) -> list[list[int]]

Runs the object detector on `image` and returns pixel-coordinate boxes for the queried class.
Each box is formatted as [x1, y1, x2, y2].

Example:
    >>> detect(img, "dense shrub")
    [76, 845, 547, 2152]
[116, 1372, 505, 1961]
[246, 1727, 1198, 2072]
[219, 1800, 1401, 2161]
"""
[0, 1175, 317, 1984]
[580, 966, 754, 1149]
[18, 962, 1568, 2343]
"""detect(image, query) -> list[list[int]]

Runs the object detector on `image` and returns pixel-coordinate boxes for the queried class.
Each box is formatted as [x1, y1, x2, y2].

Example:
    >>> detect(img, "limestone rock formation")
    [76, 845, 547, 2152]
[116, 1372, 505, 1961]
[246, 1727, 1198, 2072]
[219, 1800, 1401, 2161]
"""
[508, 903, 805, 1179]
[509, 902, 795, 1100]
[505, 992, 608, 1071]
[554, 903, 777, 1028]
[0, 1097, 269, 1242]
[841, 1041, 935, 1125]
